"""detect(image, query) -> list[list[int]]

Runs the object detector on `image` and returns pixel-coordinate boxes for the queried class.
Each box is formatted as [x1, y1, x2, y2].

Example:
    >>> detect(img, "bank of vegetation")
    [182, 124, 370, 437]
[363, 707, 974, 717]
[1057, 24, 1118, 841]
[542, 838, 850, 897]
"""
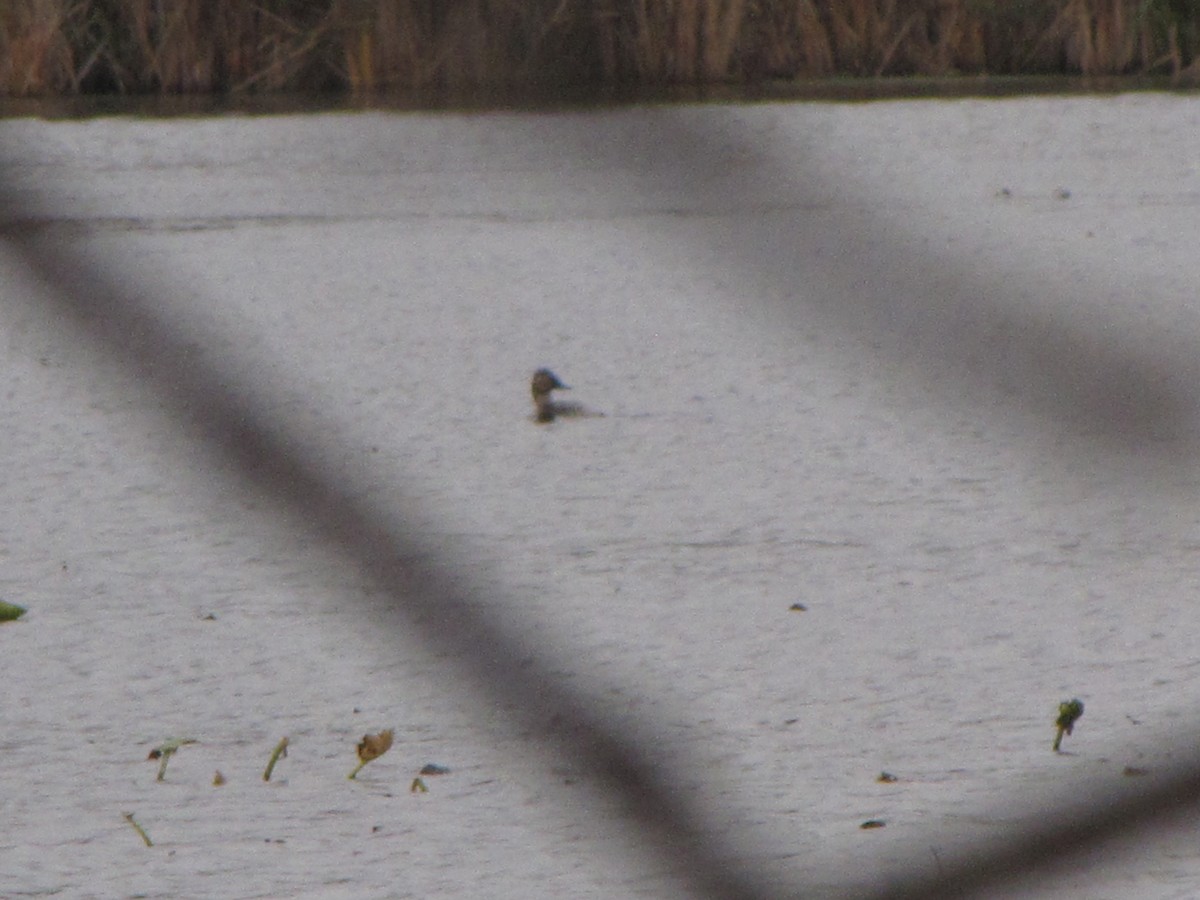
[2, 0, 1198, 96]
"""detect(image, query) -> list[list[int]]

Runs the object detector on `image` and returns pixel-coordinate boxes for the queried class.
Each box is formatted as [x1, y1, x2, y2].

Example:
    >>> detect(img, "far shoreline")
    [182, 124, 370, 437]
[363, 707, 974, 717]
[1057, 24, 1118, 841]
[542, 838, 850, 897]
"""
[1, 73, 1195, 120]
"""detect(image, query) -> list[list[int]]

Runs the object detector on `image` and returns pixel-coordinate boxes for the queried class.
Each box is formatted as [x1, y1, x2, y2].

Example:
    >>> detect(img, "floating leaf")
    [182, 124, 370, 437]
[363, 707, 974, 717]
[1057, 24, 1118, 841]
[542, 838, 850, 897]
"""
[357, 730, 393, 763]
[348, 729, 394, 779]
[410, 777, 428, 793]
[213, 771, 227, 786]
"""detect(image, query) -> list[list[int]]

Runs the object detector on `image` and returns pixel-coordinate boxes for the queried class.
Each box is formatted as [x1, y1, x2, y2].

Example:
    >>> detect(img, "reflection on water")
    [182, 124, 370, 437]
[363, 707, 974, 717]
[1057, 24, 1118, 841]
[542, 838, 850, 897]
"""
[0, 74, 1193, 120]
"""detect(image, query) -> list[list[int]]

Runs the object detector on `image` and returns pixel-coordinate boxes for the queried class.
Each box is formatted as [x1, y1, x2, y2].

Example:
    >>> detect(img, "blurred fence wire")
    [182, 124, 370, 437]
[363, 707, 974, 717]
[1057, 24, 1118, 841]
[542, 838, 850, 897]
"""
[3, 106, 1199, 899]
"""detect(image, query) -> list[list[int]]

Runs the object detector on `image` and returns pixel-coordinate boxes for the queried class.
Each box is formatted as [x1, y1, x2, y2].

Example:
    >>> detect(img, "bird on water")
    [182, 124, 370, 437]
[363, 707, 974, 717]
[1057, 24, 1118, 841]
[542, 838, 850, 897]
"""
[531, 368, 601, 423]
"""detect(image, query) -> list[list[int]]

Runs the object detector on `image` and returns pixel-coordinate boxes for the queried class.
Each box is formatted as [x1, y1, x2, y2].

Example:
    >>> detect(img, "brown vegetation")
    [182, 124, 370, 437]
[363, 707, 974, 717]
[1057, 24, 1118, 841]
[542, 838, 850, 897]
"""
[1, 0, 1198, 96]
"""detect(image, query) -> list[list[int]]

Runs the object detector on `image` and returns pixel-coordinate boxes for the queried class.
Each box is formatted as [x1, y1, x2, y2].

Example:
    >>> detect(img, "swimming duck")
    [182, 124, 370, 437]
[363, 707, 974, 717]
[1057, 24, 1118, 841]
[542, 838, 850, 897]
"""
[531, 368, 598, 423]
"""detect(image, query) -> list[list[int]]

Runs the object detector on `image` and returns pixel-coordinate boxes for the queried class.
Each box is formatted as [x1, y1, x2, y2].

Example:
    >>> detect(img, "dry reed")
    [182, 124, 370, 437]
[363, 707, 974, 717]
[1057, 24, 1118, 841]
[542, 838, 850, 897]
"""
[0, 0, 75, 95]
[2, 0, 1198, 96]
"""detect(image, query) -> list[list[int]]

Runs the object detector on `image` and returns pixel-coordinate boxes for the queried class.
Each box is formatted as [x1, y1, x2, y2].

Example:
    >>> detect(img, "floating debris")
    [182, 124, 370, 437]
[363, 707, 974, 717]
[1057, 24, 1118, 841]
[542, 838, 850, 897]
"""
[1122, 766, 1150, 778]
[860, 819, 886, 829]
[148, 737, 198, 781]
[419, 763, 451, 776]
[1053, 699, 1084, 752]
[349, 729, 394, 780]
[788, 603, 807, 612]
[410, 777, 429, 793]
[876, 772, 898, 783]
[212, 770, 227, 786]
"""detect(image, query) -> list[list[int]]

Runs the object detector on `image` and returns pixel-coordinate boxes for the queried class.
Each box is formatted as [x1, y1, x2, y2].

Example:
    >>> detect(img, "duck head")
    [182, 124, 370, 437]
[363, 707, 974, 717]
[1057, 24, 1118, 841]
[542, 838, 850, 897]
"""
[531, 368, 569, 400]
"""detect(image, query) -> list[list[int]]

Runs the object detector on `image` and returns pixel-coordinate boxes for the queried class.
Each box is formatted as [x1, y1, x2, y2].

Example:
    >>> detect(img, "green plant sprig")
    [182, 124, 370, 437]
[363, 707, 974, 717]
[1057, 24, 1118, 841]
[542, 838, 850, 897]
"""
[148, 737, 198, 781]
[0, 600, 26, 621]
[1053, 699, 1084, 752]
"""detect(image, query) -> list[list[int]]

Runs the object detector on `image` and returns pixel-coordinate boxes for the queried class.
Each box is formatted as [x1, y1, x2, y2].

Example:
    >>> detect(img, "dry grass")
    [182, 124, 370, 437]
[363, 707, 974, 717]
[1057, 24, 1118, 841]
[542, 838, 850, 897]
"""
[0, 0, 76, 95]
[2, 0, 1198, 96]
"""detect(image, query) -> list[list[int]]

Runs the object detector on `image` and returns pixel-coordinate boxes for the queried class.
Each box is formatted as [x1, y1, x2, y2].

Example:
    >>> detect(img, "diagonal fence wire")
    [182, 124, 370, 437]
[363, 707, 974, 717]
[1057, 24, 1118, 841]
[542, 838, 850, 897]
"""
[3, 106, 1200, 898]
[865, 759, 1200, 899]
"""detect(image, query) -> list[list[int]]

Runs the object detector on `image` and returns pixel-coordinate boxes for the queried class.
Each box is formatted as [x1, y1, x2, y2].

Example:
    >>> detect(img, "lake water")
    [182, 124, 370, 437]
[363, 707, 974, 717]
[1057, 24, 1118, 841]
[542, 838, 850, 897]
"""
[2, 89, 1200, 897]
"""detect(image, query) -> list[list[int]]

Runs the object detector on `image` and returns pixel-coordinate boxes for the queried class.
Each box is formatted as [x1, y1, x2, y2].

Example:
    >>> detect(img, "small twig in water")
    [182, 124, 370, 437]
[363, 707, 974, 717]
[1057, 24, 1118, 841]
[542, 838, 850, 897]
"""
[263, 736, 289, 781]
[123, 812, 153, 847]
